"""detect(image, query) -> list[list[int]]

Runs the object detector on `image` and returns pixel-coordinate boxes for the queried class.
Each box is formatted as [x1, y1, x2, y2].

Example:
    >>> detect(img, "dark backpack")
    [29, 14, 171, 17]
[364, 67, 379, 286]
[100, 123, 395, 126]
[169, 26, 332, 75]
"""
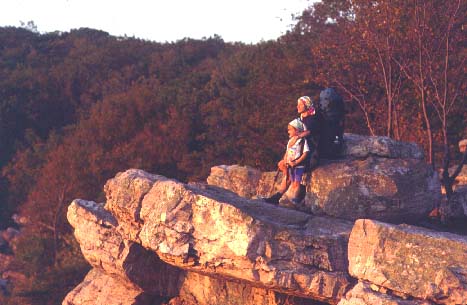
[318, 88, 345, 159]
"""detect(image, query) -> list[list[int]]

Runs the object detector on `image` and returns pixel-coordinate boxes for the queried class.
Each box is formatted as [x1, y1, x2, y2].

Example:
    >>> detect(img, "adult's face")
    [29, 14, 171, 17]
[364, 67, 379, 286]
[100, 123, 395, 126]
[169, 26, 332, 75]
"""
[297, 100, 307, 114]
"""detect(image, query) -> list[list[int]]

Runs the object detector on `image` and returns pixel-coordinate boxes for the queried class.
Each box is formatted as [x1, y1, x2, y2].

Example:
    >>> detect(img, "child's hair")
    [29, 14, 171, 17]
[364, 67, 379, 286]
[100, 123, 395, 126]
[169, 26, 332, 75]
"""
[288, 118, 305, 132]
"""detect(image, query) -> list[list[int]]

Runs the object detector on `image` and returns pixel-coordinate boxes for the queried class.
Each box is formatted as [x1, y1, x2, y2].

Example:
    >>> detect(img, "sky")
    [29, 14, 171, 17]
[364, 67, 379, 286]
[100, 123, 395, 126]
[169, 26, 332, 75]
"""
[0, 0, 314, 44]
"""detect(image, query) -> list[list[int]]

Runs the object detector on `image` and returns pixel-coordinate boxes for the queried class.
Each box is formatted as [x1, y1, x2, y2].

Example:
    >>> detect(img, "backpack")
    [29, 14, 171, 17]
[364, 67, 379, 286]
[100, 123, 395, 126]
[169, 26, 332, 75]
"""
[318, 88, 345, 159]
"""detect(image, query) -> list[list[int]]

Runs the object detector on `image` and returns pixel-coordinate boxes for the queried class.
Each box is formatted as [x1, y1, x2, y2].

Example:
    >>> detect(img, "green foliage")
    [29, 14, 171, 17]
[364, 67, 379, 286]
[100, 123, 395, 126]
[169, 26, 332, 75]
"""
[5, 232, 89, 305]
[13, 235, 53, 275]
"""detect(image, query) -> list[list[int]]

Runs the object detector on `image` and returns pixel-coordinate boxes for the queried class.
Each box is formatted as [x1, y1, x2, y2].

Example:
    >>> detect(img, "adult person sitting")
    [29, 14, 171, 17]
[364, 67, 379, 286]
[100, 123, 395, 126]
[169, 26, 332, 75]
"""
[266, 96, 323, 204]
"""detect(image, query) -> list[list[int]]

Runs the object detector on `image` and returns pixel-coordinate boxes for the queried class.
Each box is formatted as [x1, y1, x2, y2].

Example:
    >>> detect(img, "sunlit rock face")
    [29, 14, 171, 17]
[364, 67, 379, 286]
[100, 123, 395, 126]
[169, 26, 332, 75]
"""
[172, 272, 329, 305]
[103, 169, 168, 241]
[102, 171, 355, 303]
[67, 199, 184, 296]
[206, 165, 263, 199]
[207, 134, 440, 222]
[67, 170, 353, 304]
[348, 219, 467, 305]
[62, 268, 154, 305]
[341, 134, 424, 160]
[305, 157, 438, 221]
[337, 281, 434, 305]
[66, 169, 355, 304]
[65, 162, 465, 305]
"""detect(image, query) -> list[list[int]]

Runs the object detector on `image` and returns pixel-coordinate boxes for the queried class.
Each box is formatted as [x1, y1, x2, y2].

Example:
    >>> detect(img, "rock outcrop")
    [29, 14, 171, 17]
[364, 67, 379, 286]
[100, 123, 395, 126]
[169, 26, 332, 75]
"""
[66, 170, 354, 304]
[66, 199, 184, 297]
[65, 168, 467, 305]
[341, 134, 425, 160]
[171, 271, 330, 305]
[208, 134, 440, 222]
[63, 268, 161, 305]
[348, 219, 467, 305]
[337, 282, 433, 305]
[63, 135, 467, 305]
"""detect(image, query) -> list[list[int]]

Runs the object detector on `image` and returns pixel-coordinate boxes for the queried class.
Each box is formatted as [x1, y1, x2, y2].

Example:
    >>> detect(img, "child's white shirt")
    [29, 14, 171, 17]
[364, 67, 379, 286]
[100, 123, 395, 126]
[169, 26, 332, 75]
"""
[286, 138, 310, 167]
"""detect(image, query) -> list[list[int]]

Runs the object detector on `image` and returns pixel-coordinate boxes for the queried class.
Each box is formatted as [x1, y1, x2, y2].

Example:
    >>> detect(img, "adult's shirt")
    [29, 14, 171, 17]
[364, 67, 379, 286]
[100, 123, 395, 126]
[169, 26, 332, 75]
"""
[300, 111, 323, 152]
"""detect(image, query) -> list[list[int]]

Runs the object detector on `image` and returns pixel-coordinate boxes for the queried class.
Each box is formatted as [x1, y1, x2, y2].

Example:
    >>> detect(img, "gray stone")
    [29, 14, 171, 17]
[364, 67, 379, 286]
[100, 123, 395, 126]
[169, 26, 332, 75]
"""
[348, 219, 467, 305]
[103, 169, 167, 240]
[206, 165, 263, 199]
[208, 158, 440, 222]
[337, 282, 434, 305]
[304, 157, 439, 222]
[70, 170, 355, 304]
[175, 272, 324, 305]
[62, 268, 156, 305]
[342, 134, 424, 160]
[68, 199, 184, 295]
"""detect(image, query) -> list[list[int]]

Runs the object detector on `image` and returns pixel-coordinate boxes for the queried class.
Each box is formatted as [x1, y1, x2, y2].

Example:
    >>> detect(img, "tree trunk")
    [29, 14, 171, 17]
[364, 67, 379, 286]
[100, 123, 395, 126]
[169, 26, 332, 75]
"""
[53, 185, 67, 266]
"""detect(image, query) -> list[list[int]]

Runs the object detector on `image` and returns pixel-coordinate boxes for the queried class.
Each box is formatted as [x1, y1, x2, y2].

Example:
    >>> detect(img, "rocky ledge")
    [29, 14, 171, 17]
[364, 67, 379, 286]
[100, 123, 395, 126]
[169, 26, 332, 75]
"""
[207, 133, 440, 222]
[63, 135, 467, 305]
[65, 171, 354, 305]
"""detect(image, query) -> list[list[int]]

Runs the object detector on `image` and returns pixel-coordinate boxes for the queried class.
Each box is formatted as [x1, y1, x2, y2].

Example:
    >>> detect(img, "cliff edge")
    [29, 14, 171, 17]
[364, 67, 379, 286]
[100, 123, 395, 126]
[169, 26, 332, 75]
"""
[63, 134, 467, 305]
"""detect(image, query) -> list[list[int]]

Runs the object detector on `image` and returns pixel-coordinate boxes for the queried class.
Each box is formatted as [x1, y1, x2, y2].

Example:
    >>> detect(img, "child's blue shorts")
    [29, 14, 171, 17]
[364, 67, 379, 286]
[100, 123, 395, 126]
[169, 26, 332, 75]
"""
[288, 166, 305, 182]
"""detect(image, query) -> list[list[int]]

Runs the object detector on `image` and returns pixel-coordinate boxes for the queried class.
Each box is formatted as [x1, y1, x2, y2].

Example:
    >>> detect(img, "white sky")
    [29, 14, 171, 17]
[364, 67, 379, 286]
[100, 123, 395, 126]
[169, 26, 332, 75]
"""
[0, 0, 314, 43]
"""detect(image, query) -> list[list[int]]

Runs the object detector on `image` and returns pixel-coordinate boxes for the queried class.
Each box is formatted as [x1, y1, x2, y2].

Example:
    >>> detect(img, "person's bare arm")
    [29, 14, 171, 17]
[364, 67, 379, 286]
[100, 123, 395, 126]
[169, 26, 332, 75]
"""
[298, 130, 310, 138]
[288, 151, 309, 167]
[291, 130, 310, 142]
[278, 151, 288, 171]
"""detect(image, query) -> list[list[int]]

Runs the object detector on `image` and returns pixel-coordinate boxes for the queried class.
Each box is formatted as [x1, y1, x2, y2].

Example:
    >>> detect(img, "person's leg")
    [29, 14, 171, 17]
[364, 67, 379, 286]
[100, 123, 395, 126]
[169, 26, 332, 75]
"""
[290, 167, 305, 204]
[277, 160, 290, 192]
[266, 160, 289, 204]
[290, 181, 300, 195]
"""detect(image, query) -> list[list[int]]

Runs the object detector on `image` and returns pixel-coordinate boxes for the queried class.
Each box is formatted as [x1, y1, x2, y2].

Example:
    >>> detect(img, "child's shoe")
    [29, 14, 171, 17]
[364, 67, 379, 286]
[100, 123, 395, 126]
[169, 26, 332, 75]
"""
[291, 197, 302, 205]
[264, 192, 282, 205]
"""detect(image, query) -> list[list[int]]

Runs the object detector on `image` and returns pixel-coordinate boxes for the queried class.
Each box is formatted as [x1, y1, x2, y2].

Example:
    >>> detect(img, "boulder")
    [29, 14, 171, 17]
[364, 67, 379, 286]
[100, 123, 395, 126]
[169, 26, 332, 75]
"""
[72, 170, 355, 304]
[348, 219, 467, 305]
[208, 157, 440, 222]
[67, 199, 184, 296]
[337, 282, 433, 305]
[304, 157, 439, 222]
[206, 165, 282, 200]
[104, 169, 167, 241]
[138, 180, 354, 303]
[66, 166, 467, 305]
[341, 134, 424, 160]
[206, 165, 263, 199]
[62, 268, 158, 305]
[440, 185, 467, 219]
[173, 272, 327, 305]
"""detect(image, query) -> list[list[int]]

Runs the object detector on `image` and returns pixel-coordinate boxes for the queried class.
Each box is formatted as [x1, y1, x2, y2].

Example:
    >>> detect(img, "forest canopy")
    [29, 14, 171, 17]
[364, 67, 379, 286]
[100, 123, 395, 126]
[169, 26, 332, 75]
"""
[0, 0, 465, 304]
